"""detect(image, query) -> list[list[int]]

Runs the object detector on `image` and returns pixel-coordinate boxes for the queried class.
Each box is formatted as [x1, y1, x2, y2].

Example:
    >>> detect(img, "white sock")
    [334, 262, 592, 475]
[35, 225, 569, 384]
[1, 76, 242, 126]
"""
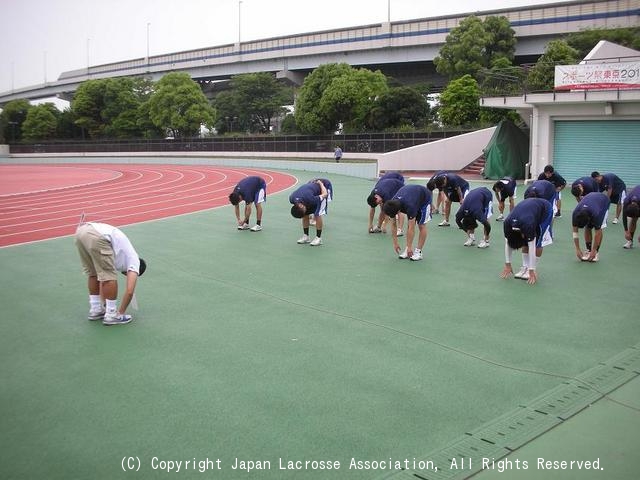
[521, 253, 529, 269]
[89, 295, 102, 310]
[106, 299, 117, 314]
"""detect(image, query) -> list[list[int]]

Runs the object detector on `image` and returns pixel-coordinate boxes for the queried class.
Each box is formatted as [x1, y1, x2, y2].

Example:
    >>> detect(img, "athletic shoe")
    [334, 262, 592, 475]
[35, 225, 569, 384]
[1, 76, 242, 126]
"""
[438, 220, 450, 227]
[103, 313, 133, 325]
[477, 240, 490, 249]
[590, 252, 599, 262]
[297, 235, 310, 244]
[520, 270, 530, 280]
[514, 266, 528, 279]
[612, 217, 618, 224]
[463, 237, 475, 247]
[581, 251, 591, 261]
[310, 236, 323, 246]
[555, 212, 562, 218]
[623, 240, 633, 249]
[398, 247, 409, 259]
[237, 223, 250, 230]
[88, 307, 106, 321]
[410, 248, 423, 261]
[496, 214, 504, 221]
[249, 225, 262, 232]
[369, 226, 382, 233]
[397, 228, 404, 237]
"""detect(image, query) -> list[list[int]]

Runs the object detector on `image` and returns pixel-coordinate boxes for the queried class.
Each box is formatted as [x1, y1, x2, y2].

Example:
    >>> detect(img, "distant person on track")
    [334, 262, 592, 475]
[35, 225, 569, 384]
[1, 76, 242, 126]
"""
[228, 176, 267, 231]
[289, 178, 333, 246]
[571, 192, 610, 262]
[500, 197, 553, 285]
[367, 171, 405, 235]
[492, 176, 517, 221]
[382, 184, 432, 261]
[334, 146, 343, 163]
[75, 222, 146, 325]
[455, 186, 493, 248]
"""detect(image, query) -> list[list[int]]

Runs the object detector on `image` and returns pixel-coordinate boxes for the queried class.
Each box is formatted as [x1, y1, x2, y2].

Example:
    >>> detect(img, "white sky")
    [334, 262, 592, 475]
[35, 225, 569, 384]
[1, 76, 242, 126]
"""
[0, 0, 571, 96]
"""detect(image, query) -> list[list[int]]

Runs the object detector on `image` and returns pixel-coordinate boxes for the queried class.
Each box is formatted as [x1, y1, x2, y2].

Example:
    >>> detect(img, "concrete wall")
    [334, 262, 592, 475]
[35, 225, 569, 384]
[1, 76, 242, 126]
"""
[4, 129, 498, 178]
[0, 145, 9, 157]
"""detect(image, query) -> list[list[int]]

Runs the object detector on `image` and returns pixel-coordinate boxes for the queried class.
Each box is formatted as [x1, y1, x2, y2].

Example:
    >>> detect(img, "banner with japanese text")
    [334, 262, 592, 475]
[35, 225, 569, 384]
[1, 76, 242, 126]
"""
[554, 62, 640, 90]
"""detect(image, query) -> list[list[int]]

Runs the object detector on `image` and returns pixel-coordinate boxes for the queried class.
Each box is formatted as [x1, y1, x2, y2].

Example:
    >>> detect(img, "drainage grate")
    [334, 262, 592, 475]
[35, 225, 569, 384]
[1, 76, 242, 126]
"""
[375, 343, 640, 480]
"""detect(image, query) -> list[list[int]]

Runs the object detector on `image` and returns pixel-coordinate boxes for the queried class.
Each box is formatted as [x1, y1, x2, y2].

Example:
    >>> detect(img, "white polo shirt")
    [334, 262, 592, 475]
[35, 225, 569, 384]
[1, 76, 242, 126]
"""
[88, 222, 141, 274]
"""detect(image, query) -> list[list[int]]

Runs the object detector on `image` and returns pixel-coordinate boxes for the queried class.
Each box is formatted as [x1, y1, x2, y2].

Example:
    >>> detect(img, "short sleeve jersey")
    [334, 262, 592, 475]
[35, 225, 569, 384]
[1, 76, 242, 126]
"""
[572, 192, 610, 229]
[391, 185, 432, 220]
[504, 198, 552, 242]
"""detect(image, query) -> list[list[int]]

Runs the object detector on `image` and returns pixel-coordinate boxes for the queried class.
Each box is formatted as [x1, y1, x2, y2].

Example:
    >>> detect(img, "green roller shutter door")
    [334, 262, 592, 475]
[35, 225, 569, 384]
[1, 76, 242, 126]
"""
[553, 120, 640, 187]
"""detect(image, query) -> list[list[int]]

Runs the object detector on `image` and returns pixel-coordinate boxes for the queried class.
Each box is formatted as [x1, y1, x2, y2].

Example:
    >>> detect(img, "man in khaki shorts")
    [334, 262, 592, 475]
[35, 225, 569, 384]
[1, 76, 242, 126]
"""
[75, 222, 146, 325]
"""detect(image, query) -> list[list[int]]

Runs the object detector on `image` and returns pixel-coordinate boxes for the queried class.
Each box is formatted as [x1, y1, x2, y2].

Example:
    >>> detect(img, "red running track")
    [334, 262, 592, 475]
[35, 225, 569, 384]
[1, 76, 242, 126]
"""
[0, 164, 298, 247]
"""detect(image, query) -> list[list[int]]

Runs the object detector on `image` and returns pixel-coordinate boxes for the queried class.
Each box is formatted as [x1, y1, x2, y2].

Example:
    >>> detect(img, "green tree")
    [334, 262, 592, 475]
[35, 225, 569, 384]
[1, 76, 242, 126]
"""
[526, 40, 580, 92]
[147, 72, 215, 138]
[57, 107, 84, 139]
[367, 86, 430, 130]
[295, 63, 353, 134]
[438, 74, 481, 127]
[227, 73, 291, 133]
[22, 103, 59, 141]
[566, 27, 640, 59]
[72, 79, 110, 138]
[0, 99, 31, 142]
[434, 15, 516, 81]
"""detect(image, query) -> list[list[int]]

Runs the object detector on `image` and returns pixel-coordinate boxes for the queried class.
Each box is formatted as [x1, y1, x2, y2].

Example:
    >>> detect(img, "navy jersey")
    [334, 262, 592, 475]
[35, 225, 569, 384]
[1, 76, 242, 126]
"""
[456, 187, 492, 225]
[371, 178, 404, 203]
[623, 185, 640, 208]
[391, 185, 432, 220]
[524, 180, 556, 203]
[572, 192, 610, 229]
[494, 177, 516, 201]
[537, 171, 566, 189]
[504, 198, 552, 242]
[598, 173, 626, 196]
[289, 179, 332, 211]
[234, 176, 266, 203]
[378, 172, 405, 184]
[441, 173, 469, 200]
[571, 176, 599, 196]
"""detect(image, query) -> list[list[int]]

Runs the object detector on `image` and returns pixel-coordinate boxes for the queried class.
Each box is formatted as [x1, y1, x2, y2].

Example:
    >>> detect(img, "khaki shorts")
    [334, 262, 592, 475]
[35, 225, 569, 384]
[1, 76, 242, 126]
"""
[75, 224, 117, 281]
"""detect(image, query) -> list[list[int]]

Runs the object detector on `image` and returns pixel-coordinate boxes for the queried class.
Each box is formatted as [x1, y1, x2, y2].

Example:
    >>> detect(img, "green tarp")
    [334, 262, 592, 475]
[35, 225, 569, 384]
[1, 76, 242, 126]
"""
[482, 120, 530, 180]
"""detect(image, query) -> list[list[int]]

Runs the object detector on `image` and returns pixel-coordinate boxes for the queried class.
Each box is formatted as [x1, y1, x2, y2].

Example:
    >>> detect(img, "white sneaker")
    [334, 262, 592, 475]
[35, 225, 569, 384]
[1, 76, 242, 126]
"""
[623, 240, 633, 249]
[397, 228, 404, 237]
[309, 236, 322, 246]
[496, 214, 504, 221]
[590, 252, 599, 262]
[612, 217, 619, 224]
[369, 226, 382, 233]
[102, 312, 133, 325]
[477, 240, 490, 249]
[88, 307, 106, 321]
[297, 235, 310, 244]
[438, 220, 450, 227]
[514, 266, 528, 279]
[398, 247, 409, 259]
[237, 223, 249, 230]
[581, 251, 591, 261]
[249, 224, 262, 232]
[463, 237, 476, 247]
[410, 248, 423, 261]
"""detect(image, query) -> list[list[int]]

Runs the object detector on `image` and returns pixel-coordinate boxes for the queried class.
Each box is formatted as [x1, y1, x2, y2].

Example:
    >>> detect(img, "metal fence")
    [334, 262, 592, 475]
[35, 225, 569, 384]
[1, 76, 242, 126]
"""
[9, 130, 476, 155]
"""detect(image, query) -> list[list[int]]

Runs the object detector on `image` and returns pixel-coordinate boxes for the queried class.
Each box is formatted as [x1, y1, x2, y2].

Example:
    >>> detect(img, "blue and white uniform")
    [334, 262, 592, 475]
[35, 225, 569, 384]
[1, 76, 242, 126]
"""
[597, 173, 627, 205]
[233, 176, 267, 205]
[494, 176, 517, 202]
[390, 185, 432, 225]
[622, 185, 640, 230]
[504, 198, 554, 249]
[289, 179, 333, 216]
[371, 173, 404, 203]
[524, 179, 558, 214]
[571, 176, 599, 198]
[440, 173, 469, 202]
[572, 192, 610, 230]
[455, 187, 493, 229]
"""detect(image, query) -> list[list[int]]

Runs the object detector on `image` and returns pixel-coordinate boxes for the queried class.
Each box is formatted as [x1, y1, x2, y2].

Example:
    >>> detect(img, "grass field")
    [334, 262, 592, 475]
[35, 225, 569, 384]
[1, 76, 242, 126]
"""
[1, 169, 638, 480]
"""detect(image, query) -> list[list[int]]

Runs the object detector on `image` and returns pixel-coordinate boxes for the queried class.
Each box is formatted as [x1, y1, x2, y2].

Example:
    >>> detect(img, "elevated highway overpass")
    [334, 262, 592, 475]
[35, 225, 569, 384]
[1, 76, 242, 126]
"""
[0, 0, 637, 105]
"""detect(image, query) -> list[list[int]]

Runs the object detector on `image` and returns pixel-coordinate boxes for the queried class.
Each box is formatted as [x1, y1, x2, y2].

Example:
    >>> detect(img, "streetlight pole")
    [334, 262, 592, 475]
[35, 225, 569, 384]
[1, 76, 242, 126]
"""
[146, 22, 151, 66]
[86, 38, 90, 72]
[43, 51, 47, 84]
[238, 1, 242, 45]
